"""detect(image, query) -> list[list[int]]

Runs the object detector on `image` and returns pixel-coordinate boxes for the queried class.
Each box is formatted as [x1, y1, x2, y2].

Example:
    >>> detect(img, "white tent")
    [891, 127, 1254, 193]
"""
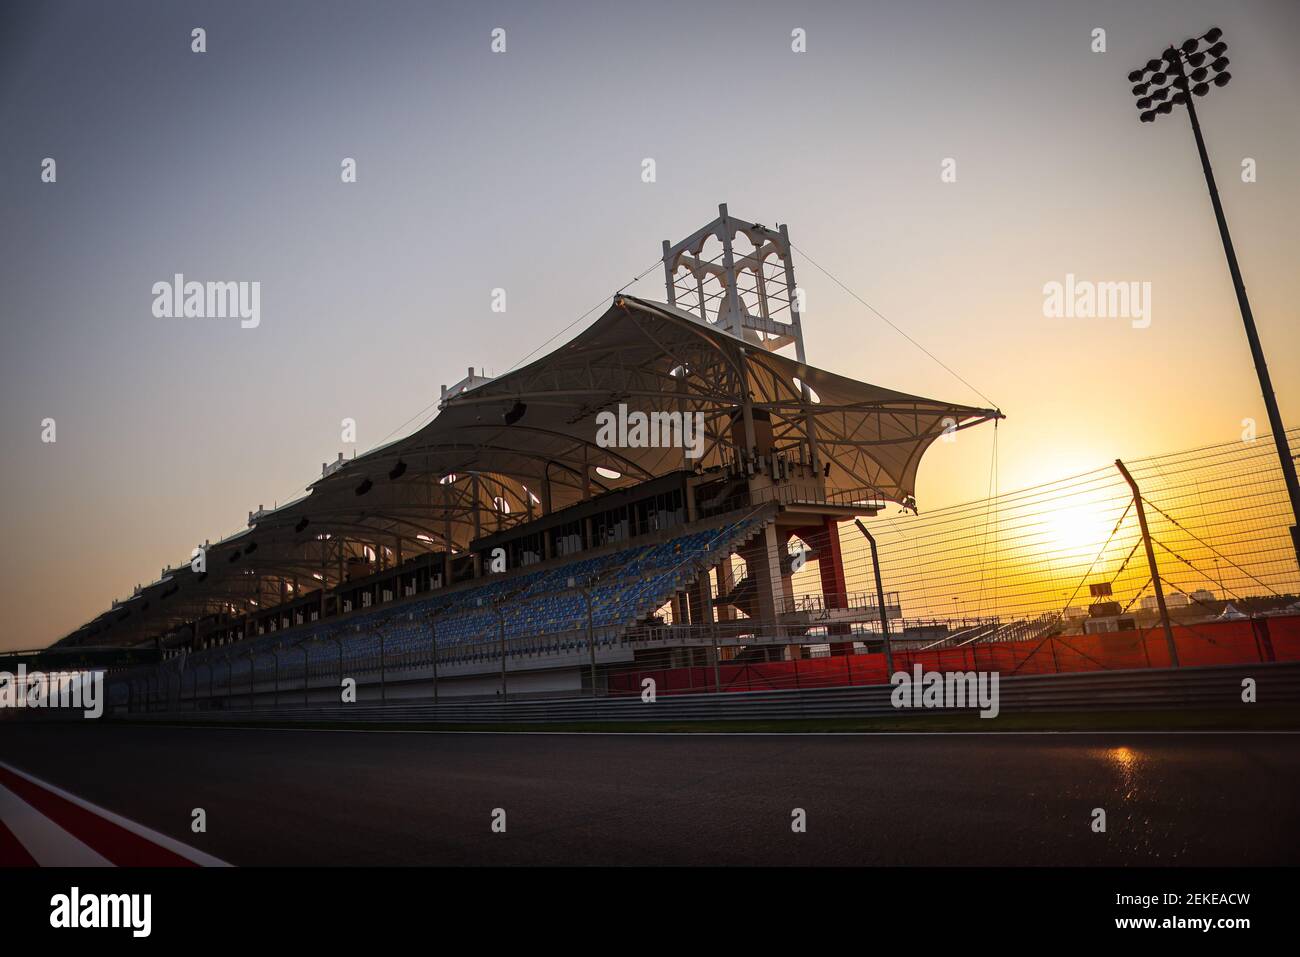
[1215, 603, 1248, 620]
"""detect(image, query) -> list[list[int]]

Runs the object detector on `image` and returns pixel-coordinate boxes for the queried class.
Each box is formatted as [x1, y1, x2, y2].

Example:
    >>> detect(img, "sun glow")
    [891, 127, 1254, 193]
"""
[1041, 502, 1115, 558]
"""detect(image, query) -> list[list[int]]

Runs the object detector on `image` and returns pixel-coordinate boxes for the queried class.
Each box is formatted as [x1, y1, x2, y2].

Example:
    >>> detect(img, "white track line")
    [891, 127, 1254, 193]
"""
[0, 761, 230, 867]
[0, 781, 112, 866]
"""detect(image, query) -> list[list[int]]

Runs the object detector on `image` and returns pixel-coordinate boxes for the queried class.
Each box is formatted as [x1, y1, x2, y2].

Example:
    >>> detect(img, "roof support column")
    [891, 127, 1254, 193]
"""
[817, 518, 853, 656]
[471, 473, 483, 578]
[336, 538, 344, 615]
[737, 347, 757, 460]
[715, 558, 736, 623]
[443, 481, 452, 588]
[686, 568, 714, 628]
[741, 523, 789, 640]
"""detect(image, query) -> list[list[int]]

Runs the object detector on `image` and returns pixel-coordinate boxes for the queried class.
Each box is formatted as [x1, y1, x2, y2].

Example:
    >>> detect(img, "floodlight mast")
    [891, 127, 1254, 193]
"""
[1131, 29, 1300, 570]
[661, 203, 807, 362]
[661, 204, 822, 475]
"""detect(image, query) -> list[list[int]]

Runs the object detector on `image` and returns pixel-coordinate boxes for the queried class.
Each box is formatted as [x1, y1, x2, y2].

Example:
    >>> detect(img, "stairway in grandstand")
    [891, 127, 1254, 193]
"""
[918, 612, 1062, 651]
[986, 613, 1063, 645]
[714, 574, 759, 620]
[160, 514, 769, 698]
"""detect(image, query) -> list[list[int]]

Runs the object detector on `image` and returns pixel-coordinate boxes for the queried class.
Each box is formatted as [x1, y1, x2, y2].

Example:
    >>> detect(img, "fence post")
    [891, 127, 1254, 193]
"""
[853, 520, 895, 676]
[1116, 459, 1180, 667]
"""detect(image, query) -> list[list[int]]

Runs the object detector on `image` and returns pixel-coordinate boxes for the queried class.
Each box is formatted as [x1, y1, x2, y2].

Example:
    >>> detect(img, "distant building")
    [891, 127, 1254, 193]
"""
[1141, 591, 1198, 612]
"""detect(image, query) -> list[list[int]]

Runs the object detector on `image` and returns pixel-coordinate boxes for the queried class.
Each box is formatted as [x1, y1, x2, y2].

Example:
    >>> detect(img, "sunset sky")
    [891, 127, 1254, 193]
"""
[2, 0, 1298, 650]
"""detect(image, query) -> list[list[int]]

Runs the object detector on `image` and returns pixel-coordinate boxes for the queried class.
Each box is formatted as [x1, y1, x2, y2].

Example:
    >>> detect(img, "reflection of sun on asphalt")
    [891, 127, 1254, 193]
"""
[1103, 745, 1143, 802]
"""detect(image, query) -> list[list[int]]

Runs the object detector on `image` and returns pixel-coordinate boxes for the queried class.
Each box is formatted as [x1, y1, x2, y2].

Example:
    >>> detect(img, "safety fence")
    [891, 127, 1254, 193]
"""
[769, 429, 1300, 628]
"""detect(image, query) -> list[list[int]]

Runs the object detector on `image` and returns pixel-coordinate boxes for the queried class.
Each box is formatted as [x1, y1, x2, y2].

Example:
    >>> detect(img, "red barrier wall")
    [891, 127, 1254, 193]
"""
[605, 614, 1300, 696]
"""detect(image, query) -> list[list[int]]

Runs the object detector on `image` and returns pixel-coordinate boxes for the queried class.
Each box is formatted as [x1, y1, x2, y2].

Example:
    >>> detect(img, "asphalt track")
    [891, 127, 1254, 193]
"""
[1, 724, 1297, 866]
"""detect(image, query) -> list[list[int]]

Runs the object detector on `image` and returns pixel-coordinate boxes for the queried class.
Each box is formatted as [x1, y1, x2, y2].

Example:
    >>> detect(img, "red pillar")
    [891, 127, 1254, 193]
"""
[817, 518, 854, 656]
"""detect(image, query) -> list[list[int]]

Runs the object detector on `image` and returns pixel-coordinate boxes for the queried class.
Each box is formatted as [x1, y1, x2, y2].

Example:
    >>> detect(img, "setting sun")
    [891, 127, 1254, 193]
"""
[1042, 502, 1117, 559]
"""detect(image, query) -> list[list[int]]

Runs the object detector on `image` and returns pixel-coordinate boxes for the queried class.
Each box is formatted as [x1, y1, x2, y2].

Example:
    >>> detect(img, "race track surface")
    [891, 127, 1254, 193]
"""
[1, 724, 1296, 866]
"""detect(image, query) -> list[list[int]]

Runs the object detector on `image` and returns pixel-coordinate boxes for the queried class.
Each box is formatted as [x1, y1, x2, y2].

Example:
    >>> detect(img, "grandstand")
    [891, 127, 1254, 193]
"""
[54, 207, 1006, 712]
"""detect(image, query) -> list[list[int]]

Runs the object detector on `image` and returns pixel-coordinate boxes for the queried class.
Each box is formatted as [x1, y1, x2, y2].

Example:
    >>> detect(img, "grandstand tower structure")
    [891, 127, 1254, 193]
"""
[56, 210, 1004, 709]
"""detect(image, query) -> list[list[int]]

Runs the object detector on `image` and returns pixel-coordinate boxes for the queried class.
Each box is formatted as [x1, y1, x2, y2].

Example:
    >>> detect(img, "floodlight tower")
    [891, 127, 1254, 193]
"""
[1129, 28, 1300, 570]
[661, 203, 807, 362]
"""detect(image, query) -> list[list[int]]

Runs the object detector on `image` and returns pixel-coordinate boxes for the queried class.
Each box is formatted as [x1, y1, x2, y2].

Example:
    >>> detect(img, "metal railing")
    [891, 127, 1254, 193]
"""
[108, 605, 1096, 714]
[697, 481, 888, 518]
[777, 591, 902, 616]
[111, 661, 1300, 725]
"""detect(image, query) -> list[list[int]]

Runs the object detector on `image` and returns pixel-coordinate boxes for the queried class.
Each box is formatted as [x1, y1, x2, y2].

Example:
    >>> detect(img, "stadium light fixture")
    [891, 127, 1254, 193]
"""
[1128, 28, 1300, 570]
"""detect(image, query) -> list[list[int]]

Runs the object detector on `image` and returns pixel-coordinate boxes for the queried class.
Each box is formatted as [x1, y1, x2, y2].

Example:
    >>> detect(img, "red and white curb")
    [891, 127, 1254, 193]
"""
[0, 761, 228, 867]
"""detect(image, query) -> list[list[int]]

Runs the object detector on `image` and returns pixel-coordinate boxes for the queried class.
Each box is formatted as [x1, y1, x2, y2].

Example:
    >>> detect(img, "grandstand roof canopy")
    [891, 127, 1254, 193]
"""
[60, 295, 1000, 648]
